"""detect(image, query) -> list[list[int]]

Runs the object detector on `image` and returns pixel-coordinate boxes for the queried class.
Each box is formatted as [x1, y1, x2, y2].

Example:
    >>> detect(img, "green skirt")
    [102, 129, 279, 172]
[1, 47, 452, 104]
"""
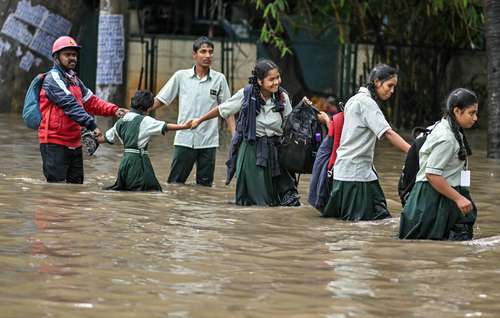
[235, 141, 296, 206]
[399, 182, 476, 240]
[104, 152, 162, 191]
[321, 179, 391, 221]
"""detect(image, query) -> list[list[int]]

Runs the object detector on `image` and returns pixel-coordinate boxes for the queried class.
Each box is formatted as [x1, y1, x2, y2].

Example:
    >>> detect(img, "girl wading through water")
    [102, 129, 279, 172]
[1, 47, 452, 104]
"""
[192, 59, 322, 206]
[399, 88, 478, 240]
[98, 90, 192, 191]
[322, 64, 410, 221]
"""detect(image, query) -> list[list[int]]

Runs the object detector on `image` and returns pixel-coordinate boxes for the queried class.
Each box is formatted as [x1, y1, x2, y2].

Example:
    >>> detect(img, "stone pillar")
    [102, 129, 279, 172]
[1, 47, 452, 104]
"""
[96, 0, 127, 108]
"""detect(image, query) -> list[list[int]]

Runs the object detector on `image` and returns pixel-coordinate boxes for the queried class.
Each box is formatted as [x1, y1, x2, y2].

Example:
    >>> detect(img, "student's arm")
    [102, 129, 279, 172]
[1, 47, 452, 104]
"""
[192, 89, 245, 130]
[149, 97, 164, 114]
[97, 124, 118, 144]
[150, 72, 180, 113]
[426, 174, 473, 214]
[225, 115, 236, 135]
[317, 111, 330, 126]
[219, 77, 236, 135]
[361, 98, 410, 153]
[191, 107, 220, 129]
[166, 120, 193, 131]
[384, 129, 411, 153]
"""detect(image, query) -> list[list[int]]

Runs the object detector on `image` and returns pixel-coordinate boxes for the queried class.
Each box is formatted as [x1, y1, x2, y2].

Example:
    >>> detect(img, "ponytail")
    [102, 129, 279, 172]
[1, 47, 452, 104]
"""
[365, 64, 398, 104]
[248, 59, 282, 107]
[445, 88, 477, 161]
[248, 70, 265, 106]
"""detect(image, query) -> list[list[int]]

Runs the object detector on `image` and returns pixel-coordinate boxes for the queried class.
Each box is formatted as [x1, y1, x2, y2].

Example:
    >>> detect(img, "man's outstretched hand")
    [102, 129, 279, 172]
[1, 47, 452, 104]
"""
[115, 108, 128, 117]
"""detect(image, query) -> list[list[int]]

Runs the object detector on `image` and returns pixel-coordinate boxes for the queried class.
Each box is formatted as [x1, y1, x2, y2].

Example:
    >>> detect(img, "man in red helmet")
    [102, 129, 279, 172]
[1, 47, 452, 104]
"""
[38, 36, 127, 183]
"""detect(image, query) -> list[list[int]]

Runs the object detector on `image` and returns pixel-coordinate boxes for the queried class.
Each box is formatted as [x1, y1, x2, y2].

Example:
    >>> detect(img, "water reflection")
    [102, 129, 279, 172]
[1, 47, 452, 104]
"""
[1, 115, 500, 317]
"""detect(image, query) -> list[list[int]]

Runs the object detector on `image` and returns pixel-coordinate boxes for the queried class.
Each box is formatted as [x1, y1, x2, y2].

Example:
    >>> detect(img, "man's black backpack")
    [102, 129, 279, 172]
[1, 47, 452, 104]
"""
[398, 126, 434, 207]
[279, 99, 323, 174]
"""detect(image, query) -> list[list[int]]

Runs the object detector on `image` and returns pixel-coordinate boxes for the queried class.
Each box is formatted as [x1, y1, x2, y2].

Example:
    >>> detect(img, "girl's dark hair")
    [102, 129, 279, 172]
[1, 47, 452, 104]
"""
[445, 88, 477, 161]
[365, 64, 398, 102]
[131, 90, 154, 111]
[248, 59, 280, 105]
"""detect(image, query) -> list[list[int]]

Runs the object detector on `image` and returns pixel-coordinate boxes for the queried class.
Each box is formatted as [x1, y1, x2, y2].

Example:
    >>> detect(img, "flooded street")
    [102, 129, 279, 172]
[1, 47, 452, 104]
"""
[1, 113, 500, 318]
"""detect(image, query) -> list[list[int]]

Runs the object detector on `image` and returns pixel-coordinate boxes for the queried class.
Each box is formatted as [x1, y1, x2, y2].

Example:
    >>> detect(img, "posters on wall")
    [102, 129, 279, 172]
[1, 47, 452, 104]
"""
[96, 14, 124, 85]
[0, 0, 72, 71]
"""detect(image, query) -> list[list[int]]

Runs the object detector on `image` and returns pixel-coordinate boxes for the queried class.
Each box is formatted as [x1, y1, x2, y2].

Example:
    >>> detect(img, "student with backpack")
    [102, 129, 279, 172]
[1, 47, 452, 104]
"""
[191, 59, 328, 206]
[308, 100, 344, 211]
[399, 88, 478, 240]
[397, 124, 439, 207]
[322, 64, 410, 221]
[97, 91, 192, 191]
[36, 36, 127, 184]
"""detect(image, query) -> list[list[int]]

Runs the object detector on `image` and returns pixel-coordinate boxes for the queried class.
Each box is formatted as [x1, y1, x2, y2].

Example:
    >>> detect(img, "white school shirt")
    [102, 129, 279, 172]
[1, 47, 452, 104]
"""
[156, 66, 231, 149]
[218, 88, 293, 137]
[333, 87, 391, 181]
[105, 112, 166, 149]
[416, 119, 465, 187]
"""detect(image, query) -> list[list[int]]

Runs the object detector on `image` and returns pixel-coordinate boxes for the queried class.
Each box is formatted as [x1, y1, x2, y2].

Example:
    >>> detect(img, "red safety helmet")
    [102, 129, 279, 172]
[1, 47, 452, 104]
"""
[52, 36, 81, 55]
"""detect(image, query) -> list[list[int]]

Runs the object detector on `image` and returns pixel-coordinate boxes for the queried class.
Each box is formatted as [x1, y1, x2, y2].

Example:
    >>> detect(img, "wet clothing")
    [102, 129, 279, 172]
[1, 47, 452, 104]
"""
[309, 111, 344, 211]
[333, 87, 390, 181]
[219, 86, 292, 137]
[38, 64, 118, 183]
[327, 112, 345, 170]
[224, 85, 292, 185]
[415, 119, 464, 186]
[104, 111, 166, 191]
[323, 87, 391, 220]
[39, 64, 118, 148]
[167, 146, 216, 186]
[235, 140, 297, 206]
[219, 86, 296, 206]
[40, 143, 83, 183]
[308, 132, 334, 211]
[399, 118, 476, 240]
[156, 66, 230, 186]
[322, 179, 390, 220]
[399, 182, 476, 240]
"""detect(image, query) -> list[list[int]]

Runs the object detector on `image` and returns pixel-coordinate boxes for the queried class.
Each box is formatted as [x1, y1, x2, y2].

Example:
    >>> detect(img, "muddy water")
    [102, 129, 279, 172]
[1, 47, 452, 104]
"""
[1, 113, 500, 318]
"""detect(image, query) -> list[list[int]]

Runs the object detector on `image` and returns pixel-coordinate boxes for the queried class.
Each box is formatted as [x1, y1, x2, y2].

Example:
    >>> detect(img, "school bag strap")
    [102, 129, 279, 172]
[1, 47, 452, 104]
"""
[398, 124, 435, 207]
[22, 73, 47, 130]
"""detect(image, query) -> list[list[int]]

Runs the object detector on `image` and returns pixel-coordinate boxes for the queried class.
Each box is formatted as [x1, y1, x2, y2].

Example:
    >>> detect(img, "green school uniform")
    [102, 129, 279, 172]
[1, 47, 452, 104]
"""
[219, 89, 295, 206]
[104, 111, 166, 191]
[399, 119, 477, 240]
[322, 87, 391, 220]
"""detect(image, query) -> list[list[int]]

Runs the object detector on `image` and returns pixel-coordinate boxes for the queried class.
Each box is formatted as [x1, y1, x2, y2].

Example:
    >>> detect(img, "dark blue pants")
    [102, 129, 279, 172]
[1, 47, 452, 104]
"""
[40, 143, 84, 184]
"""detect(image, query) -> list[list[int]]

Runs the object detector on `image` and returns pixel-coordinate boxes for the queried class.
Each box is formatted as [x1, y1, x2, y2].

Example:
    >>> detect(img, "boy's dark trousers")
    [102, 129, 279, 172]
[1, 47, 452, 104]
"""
[40, 143, 84, 184]
[167, 145, 216, 186]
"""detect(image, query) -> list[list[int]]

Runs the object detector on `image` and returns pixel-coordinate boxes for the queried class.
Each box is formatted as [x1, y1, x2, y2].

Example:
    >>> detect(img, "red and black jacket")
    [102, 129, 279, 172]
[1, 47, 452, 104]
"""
[38, 64, 118, 148]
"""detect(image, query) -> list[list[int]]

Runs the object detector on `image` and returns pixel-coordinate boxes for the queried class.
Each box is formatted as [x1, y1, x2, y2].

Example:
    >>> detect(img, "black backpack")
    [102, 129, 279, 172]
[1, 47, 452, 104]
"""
[398, 126, 433, 207]
[279, 99, 323, 174]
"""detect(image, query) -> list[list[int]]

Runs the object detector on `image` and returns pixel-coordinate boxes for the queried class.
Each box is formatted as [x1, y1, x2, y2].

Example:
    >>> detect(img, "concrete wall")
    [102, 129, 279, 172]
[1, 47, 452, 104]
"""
[0, 0, 96, 112]
[126, 37, 257, 108]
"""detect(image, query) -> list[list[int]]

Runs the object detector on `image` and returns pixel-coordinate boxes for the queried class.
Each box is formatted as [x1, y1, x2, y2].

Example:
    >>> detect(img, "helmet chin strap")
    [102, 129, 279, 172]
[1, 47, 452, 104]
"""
[53, 53, 74, 73]
[53, 53, 63, 68]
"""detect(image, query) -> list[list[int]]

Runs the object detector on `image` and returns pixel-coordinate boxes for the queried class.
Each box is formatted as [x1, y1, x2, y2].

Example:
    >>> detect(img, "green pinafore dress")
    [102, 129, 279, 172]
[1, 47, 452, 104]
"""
[398, 119, 477, 240]
[104, 113, 163, 191]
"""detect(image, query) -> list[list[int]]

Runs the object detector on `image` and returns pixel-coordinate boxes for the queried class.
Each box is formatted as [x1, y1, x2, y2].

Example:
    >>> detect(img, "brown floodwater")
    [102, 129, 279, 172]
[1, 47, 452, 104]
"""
[1, 113, 500, 318]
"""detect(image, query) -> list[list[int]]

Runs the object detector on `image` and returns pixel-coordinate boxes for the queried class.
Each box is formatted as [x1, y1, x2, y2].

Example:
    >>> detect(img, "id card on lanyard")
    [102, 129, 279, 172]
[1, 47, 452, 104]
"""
[460, 156, 471, 187]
